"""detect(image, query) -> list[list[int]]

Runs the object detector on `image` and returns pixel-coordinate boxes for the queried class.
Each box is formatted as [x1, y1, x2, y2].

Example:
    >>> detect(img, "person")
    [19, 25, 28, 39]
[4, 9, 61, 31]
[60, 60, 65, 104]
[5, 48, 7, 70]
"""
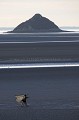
[22, 94, 28, 104]
[15, 94, 29, 106]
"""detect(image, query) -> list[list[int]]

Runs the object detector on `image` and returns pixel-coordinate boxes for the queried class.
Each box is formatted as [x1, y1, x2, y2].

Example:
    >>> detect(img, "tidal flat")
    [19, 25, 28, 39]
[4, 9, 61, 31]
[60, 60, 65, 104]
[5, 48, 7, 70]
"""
[0, 32, 79, 120]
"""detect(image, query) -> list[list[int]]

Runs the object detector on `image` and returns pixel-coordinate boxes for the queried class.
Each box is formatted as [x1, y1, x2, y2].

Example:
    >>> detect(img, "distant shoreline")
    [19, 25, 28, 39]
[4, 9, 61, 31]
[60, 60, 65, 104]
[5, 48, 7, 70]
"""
[0, 26, 79, 32]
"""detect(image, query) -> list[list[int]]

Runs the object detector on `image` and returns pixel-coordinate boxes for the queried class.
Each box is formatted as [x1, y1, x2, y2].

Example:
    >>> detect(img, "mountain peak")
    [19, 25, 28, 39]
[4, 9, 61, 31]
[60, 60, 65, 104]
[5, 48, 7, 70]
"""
[32, 13, 42, 20]
[33, 13, 42, 17]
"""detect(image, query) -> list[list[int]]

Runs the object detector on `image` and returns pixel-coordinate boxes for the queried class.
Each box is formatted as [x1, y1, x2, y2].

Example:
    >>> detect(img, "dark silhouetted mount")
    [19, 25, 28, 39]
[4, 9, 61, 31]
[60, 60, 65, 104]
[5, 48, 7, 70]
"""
[10, 14, 62, 33]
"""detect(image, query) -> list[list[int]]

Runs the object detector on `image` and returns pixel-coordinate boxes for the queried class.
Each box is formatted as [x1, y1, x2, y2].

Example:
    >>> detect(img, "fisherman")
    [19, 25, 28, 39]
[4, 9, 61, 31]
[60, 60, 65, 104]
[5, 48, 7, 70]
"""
[22, 94, 28, 104]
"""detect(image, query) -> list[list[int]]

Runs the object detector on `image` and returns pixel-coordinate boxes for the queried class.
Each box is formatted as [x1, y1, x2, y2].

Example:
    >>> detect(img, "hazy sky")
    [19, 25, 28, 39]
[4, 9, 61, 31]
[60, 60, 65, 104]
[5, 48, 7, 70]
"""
[0, 0, 79, 27]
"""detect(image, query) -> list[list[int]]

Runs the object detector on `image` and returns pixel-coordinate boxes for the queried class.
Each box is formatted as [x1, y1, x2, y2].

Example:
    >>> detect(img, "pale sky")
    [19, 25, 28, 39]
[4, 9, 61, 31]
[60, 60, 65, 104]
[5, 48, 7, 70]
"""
[0, 0, 79, 27]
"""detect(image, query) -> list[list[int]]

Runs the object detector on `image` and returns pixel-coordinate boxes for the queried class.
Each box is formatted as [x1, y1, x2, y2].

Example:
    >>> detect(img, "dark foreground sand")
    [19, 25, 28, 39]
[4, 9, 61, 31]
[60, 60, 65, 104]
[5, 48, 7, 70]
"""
[0, 67, 79, 120]
[0, 108, 79, 120]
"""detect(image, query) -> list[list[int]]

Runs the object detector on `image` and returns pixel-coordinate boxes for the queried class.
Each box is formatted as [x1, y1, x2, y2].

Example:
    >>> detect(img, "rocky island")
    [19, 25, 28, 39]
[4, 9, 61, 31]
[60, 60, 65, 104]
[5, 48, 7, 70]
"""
[10, 14, 62, 33]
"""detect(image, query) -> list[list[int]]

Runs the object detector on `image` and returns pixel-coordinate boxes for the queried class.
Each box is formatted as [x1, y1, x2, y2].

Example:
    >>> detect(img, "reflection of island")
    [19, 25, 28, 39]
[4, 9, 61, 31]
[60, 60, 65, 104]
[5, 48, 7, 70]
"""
[10, 14, 62, 33]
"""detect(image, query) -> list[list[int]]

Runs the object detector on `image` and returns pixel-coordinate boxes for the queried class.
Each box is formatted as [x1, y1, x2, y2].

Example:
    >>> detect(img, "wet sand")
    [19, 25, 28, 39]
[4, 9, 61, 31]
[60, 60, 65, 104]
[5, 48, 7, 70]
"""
[0, 33, 79, 63]
[0, 42, 79, 63]
[0, 67, 79, 120]
[0, 108, 79, 120]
